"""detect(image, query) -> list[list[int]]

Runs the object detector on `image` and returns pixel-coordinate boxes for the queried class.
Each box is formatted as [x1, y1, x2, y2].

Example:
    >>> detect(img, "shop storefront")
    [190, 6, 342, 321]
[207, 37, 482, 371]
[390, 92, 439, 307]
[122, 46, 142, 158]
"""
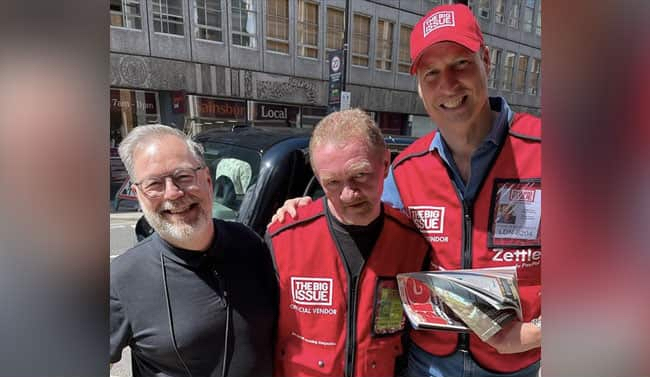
[250, 101, 300, 127]
[110, 88, 161, 199]
[110, 88, 160, 147]
[185, 95, 247, 136]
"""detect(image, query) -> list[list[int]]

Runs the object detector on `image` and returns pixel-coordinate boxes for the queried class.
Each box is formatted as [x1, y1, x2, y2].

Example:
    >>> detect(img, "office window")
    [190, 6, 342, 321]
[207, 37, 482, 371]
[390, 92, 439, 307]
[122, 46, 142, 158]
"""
[352, 14, 370, 67]
[376, 20, 394, 71]
[266, 0, 289, 53]
[508, 0, 520, 28]
[232, 0, 257, 48]
[326, 7, 345, 52]
[528, 58, 540, 95]
[398, 25, 412, 74]
[522, 0, 534, 32]
[535, 0, 541, 36]
[514, 55, 528, 92]
[152, 0, 184, 35]
[478, 0, 490, 19]
[494, 0, 505, 24]
[488, 47, 501, 89]
[501, 51, 515, 91]
[297, 0, 319, 58]
[194, 0, 222, 41]
[110, 0, 142, 29]
[425, 0, 442, 8]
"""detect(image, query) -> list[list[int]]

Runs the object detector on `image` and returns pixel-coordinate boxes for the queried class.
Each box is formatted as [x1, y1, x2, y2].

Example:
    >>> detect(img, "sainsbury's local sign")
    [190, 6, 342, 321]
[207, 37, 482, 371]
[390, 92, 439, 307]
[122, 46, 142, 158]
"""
[254, 103, 299, 123]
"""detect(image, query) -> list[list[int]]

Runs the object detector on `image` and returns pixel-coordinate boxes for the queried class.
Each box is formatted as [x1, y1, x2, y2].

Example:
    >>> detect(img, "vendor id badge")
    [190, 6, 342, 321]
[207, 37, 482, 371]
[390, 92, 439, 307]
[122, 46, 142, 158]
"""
[487, 179, 541, 248]
[371, 277, 406, 336]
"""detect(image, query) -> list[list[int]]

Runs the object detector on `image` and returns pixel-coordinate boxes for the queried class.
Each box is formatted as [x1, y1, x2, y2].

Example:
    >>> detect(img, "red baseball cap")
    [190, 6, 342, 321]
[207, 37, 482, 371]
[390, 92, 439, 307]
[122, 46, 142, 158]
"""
[410, 4, 484, 75]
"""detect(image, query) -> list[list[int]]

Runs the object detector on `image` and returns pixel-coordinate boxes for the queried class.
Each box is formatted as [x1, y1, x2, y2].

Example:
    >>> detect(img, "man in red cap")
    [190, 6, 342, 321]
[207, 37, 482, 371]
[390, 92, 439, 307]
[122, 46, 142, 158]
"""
[269, 3, 541, 377]
[383, 3, 542, 377]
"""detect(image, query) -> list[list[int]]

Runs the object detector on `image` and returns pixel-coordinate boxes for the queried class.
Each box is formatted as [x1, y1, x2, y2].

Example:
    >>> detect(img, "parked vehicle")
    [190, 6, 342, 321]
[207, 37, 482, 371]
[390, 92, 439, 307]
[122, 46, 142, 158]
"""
[127, 125, 415, 240]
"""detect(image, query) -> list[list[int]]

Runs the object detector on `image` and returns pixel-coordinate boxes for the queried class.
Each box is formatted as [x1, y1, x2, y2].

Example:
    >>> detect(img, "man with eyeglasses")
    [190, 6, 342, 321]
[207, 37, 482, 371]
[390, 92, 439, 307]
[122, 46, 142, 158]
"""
[110, 124, 277, 377]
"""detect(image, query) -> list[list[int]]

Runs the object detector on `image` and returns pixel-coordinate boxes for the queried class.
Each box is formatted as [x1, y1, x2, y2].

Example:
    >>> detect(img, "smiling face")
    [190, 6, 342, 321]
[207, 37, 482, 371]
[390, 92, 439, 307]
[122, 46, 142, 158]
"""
[312, 138, 390, 226]
[416, 41, 491, 133]
[132, 134, 214, 250]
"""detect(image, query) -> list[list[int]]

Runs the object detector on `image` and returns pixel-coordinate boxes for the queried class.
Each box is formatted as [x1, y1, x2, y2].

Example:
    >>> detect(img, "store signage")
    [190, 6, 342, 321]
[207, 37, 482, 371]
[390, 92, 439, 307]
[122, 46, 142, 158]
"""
[110, 89, 158, 114]
[254, 103, 299, 122]
[198, 97, 246, 119]
[327, 49, 346, 114]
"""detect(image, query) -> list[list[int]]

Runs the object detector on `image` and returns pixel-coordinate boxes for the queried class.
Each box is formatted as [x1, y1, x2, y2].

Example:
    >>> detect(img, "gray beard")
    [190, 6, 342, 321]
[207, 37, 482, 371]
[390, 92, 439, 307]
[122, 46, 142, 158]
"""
[142, 203, 210, 245]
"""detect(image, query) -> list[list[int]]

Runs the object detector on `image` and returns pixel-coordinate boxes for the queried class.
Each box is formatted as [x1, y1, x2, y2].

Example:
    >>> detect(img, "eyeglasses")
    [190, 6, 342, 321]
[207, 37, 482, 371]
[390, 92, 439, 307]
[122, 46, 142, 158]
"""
[134, 166, 205, 199]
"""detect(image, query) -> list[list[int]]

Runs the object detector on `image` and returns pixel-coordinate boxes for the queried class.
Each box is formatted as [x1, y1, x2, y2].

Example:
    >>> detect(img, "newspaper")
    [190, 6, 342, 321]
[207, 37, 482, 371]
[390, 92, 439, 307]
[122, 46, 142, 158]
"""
[396, 266, 522, 341]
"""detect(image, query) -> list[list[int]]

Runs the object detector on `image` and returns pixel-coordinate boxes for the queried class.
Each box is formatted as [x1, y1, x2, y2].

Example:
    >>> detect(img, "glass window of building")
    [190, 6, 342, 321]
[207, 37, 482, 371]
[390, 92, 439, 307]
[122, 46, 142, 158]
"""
[110, 0, 142, 29]
[352, 14, 371, 67]
[528, 58, 540, 95]
[266, 0, 289, 53]
[508, 0, 520, 29]
[514, 54, 529, 92]
[488, 47, 501, 89]
[232, 0, 257, 48]
[376, 19, 394, 71]
[297, 0, 319, 58]
[194, 0, 222, 41]
[425, 0, 442, 8]
[478, 0, 490, 19]
[152, 0, 184, 35]
[326, 7, 345, 52]
[494, 0, 505, 24]
[535, 0, 541, 36]
[522, 0, 535, 32]
[501, 51, 515, 91]
[398, 25, 412, 74]
[110, 89, 160, 147]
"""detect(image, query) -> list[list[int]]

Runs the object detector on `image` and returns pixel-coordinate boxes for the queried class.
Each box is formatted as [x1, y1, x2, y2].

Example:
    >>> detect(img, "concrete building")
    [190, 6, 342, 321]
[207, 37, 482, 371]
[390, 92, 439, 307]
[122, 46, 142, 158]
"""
[109, 0, 541, 143]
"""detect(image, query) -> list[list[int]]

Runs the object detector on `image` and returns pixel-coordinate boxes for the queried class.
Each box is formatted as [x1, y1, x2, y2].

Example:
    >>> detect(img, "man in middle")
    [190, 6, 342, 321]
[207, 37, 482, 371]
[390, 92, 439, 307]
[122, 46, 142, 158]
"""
[266, 108, 432, 377]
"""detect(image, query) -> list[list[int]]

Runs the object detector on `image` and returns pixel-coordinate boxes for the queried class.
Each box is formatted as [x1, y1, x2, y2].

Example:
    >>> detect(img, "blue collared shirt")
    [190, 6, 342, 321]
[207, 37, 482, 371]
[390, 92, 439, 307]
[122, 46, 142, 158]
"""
[383, 97, 513, 209]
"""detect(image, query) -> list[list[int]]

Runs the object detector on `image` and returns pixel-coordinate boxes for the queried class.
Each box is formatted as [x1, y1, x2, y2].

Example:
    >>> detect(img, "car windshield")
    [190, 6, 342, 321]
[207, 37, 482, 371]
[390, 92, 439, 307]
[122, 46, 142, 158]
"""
[202, 141, 261, 221]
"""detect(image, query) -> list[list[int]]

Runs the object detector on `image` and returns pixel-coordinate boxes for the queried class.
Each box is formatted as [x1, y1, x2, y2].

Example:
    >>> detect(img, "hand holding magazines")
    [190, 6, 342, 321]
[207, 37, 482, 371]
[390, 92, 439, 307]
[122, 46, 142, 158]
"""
[396, 266, 522, 341]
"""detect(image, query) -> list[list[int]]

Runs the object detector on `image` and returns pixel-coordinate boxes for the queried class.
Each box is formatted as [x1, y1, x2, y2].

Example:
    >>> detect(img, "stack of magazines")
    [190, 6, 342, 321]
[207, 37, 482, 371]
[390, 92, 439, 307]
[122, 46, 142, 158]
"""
[396, 266, 522, 341]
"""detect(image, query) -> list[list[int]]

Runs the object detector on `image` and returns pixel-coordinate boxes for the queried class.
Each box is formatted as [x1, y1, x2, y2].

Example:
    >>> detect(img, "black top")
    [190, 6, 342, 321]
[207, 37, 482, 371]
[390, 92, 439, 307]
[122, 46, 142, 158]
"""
[110, 219, 277, 377]
[327, 205, 384, 278]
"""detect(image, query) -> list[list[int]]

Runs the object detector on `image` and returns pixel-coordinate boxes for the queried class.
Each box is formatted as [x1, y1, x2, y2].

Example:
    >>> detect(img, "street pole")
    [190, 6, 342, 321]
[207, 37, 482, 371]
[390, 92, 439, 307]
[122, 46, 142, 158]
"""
[342, 0, 351, 91]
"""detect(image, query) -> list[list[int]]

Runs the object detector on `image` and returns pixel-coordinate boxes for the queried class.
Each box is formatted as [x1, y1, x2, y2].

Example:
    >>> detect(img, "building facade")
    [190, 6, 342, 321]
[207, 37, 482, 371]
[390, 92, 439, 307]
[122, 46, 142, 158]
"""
[110, 0, 541, 143]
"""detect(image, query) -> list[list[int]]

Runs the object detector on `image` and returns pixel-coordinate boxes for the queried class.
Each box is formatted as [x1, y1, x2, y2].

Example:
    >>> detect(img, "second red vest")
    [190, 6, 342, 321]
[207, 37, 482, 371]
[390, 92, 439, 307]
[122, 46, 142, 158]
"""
[392, 113, 542, 373]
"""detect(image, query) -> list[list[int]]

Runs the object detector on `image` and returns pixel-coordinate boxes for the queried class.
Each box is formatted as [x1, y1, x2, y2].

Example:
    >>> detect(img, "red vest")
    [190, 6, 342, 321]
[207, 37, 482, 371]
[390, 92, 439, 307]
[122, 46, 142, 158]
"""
[392, 113, 542, 373]
[267, 199, 430, 377]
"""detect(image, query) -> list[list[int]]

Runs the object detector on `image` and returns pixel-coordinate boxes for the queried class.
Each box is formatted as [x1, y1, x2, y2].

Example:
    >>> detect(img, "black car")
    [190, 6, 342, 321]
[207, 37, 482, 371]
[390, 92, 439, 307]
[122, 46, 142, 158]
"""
[130, 125, 415, 239]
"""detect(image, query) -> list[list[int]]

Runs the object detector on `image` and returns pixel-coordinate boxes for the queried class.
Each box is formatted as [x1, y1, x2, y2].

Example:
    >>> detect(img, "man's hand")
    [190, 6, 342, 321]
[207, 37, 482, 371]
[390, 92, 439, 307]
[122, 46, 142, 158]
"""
[268, 197, 313, 227]
[484, 319, 541, 354]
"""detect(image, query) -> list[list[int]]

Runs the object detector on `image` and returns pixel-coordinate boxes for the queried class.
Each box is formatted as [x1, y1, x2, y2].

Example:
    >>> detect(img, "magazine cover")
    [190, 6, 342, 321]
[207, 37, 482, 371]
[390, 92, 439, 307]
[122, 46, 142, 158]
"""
[397, 267, 522, 341]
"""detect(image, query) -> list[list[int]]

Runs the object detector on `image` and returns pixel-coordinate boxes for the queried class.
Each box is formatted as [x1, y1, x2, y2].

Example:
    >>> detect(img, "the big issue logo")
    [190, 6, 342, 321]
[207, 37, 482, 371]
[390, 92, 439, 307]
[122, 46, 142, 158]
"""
[290, 277, 337, 315]
[408, 206, 449, 243]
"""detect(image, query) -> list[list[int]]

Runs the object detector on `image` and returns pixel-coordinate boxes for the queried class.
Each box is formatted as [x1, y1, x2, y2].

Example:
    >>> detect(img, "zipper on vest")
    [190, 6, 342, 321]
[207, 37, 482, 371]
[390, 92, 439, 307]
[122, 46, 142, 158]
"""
[461, 201, 473, 269]
[459, 201, 473, 351]
[345, 276, 360, 377]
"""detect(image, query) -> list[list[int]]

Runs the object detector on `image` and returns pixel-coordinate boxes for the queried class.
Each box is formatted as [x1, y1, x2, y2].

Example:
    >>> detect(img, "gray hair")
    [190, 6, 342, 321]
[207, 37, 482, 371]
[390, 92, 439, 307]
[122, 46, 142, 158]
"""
[118, 124, 205, 181]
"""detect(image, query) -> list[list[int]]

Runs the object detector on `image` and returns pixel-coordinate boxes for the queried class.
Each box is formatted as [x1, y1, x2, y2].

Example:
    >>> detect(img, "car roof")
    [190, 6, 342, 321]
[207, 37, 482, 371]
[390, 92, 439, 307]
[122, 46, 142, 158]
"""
[194, 125, 311, 153]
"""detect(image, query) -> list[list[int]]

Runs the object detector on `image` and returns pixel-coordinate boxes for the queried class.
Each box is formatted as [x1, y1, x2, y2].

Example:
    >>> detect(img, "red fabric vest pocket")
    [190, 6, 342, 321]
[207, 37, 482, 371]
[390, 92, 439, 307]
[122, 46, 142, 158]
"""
[360, 337, 402, 377]
[276, 338, 341, 377]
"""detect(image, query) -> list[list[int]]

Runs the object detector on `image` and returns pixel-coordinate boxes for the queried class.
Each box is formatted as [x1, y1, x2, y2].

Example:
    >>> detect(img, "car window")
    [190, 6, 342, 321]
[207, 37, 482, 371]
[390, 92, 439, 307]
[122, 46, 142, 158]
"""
[202, 142, 261, 221]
